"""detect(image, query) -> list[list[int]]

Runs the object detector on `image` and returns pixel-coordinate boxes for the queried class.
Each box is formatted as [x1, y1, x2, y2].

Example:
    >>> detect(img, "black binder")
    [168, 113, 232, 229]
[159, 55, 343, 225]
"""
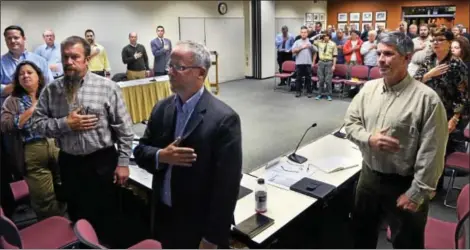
[233, 213, 275, 239]
[290, 177, 336, 199]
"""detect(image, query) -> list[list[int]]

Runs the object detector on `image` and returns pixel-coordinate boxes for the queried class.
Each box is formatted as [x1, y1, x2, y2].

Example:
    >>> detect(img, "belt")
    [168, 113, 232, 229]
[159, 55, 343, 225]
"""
[320, 59, 333, 62]
[53, 75, 63, 79]
[24, 137, 47, 145]
[368, 166, 413, 182]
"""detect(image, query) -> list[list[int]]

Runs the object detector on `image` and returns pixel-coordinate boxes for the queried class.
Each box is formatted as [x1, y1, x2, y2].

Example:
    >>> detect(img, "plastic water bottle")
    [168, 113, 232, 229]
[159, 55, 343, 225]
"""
[255, 178, 267, 213]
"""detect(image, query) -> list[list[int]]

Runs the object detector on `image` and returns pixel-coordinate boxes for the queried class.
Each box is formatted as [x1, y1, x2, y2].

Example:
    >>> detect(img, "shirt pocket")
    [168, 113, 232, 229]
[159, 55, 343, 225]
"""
[390, 122, 419, 168]
[85, 107, 106, 129]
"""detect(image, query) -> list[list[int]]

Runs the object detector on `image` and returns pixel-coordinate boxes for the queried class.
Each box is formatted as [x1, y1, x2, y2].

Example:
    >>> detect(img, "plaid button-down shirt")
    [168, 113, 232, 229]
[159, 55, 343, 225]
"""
[32, 71, 134, 166]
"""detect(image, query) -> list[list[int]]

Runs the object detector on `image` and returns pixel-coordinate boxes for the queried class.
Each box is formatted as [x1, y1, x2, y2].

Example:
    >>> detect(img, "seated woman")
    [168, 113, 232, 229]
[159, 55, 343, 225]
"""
[1, 61, 66, 220]
[414, 28, 469, 190]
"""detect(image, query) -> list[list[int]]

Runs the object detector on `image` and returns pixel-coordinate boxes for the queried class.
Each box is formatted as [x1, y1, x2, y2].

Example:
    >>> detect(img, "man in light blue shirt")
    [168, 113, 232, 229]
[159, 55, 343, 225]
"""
[156, 86, 204, 206]
[275, 26, 295, 85]
[1, 25, 53, 98]
[134, 40, 242, 248]
[34, 29, 63, 79]
[332, 29, 348, 64]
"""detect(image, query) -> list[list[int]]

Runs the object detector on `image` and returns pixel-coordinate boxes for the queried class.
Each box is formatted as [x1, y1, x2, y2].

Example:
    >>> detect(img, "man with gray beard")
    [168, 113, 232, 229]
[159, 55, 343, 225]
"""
[31, 36, 134, 247]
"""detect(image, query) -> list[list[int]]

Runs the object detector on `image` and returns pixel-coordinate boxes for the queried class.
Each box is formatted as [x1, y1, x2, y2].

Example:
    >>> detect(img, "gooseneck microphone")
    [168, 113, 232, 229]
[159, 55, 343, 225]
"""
[287, 123, 317, 164]
[333, 123, 346, 139]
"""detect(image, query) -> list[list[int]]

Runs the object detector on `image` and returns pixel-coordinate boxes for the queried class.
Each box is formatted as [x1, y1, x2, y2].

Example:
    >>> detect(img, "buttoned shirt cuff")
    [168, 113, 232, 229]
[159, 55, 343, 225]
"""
[155, 149, 161, 170]
[404, 181, 428, 206]
[58, 117, 72, 133]
[118, 157, 130, 167]
[356, 131, 372, 148]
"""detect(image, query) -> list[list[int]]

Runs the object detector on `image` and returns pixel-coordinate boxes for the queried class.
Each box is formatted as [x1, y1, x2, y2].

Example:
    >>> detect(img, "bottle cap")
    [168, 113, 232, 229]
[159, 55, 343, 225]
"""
[257, 178, 265, 184]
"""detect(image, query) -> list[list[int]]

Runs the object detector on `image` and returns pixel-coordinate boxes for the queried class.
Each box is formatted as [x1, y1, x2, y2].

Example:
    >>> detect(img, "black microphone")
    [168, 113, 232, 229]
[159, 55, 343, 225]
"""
[333, 123, 346, 139]
[288, 123, 317, 164]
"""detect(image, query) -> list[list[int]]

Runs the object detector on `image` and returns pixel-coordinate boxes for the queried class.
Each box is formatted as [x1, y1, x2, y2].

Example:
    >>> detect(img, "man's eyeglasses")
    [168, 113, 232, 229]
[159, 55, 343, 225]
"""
[167, 64, 200, 71]
[430, 38, 447, 44]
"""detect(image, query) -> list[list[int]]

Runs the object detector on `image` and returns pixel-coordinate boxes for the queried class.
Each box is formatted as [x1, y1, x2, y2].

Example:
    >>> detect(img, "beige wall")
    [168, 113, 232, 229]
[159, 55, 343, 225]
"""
[1, 1, 245, 74]
[275, 0, 328, 18]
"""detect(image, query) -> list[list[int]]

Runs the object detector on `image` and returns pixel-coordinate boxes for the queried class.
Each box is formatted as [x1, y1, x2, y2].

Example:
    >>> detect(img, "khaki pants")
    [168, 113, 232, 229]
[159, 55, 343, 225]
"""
[24, 138, 66, 220]
[126, 70, 146, 80]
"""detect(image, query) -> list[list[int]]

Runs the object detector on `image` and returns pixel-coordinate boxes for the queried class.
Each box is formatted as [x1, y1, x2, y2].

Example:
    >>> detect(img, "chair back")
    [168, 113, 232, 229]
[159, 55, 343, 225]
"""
[455, 184, 470, 249]
[350, 65, 370, 80]
[281, 60, 296, 73]
[111, 73, 128, 82]
[0, 209, 22, 249]
[73, 219, 106, 249]
[312, 64, 318, 76]
[333, 64, 348, 78]
[369, 66, 381, 80]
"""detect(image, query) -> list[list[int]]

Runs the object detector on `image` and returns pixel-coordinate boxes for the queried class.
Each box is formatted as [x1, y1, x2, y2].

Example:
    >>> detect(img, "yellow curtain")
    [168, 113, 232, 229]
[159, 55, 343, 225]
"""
[121, 79, 211, 123]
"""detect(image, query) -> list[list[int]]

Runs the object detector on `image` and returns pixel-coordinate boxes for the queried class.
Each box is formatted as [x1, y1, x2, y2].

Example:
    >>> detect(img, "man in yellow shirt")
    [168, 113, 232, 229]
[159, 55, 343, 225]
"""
[312, 32, 337, 101]
[85, 29, 111, 78]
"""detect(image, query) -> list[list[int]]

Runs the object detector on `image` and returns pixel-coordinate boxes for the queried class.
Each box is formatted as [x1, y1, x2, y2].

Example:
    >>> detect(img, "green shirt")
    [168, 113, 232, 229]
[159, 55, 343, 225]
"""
[314, 40, 337, 61]
[344, 75, 448, 205]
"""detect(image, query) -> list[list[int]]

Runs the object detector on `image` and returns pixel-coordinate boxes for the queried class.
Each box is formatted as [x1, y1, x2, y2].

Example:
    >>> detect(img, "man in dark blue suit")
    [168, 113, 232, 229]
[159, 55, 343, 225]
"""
[134, 40, 242, 249]
[150, 25, 172, 76]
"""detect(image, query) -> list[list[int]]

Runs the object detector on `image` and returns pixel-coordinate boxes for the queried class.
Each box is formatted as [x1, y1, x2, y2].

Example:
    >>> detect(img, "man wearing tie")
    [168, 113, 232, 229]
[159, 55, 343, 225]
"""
[151, 26, 172, 76]
[275, 25, 295, 86]
[134, 40, 242, 249]
[35, 29, 63, 79]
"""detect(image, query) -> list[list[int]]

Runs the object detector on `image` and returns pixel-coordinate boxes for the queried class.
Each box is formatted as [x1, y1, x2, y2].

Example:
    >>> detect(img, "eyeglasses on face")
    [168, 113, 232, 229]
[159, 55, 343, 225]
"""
[430, 37, 447, 44]
[167, 64, 200, 71]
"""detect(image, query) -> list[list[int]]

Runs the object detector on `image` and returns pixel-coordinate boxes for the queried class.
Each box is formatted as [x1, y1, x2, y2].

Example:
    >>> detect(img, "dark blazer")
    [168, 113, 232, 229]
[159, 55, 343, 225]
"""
[133, 88, 242, 248]
[150, 37, 172, 74]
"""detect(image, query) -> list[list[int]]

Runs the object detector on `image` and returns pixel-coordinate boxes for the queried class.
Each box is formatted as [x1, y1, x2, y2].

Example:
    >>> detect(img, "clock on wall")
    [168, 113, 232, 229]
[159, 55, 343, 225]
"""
[218, 2, 228, 15]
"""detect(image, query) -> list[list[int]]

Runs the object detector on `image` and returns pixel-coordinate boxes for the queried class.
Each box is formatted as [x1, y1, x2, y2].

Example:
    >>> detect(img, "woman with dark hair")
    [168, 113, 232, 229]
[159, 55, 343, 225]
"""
[414, 28, 469, 191]
[451, 36, 470, 72]
[1, 61, 65, 219]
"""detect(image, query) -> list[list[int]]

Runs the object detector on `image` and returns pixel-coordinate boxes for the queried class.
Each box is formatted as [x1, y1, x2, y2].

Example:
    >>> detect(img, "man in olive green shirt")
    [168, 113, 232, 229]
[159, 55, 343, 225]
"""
[344, 31, 448, 249]
[312, 32, 337, 101]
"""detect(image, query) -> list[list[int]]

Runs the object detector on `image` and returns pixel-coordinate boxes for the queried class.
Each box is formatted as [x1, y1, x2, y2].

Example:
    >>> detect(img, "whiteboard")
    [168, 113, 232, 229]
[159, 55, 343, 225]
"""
[179, 17, 205, 44]
[275, 18, 304, 35]
[204, 17, 245, 83]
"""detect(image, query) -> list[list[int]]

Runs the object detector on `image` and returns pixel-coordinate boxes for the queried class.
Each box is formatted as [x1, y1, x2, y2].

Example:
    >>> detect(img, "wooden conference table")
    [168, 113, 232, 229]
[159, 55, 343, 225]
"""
[118, 76, 211, 124]
[128, 127, 362, 247]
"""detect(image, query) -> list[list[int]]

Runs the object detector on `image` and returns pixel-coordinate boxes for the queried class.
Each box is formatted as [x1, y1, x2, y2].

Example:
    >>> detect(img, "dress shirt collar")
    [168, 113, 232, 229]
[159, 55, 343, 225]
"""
[45, 43, 57, 49]
[174, 86, 205, 114]
[7, 50, 28, 61]
[58, 70, 89, 89]
[382, 74, 411, 96]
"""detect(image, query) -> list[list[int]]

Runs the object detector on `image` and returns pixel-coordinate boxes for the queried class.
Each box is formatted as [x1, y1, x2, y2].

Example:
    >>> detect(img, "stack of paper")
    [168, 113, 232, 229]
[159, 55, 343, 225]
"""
[310, 156, 359, 173]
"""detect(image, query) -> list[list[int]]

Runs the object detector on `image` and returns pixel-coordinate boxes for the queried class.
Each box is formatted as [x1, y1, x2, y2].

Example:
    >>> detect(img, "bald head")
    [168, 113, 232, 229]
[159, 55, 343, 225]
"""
[43, 29, 55, 46]
[129, 32, 138, 45]
[409, 24, 417, 35]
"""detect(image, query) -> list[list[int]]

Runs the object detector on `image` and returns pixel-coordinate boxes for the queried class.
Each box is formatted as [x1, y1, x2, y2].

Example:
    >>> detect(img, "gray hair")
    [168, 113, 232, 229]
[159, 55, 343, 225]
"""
[175, 40, 211, 71]
[377, 31, 414, 56]
[43, 29, 54, 36]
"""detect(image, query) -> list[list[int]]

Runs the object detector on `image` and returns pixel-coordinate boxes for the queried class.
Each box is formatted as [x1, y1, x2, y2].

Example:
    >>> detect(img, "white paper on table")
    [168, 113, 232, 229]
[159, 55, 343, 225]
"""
[263, 157, 317, 189]
[128, 165, 153, 189]
[310, 156, 359, 173]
